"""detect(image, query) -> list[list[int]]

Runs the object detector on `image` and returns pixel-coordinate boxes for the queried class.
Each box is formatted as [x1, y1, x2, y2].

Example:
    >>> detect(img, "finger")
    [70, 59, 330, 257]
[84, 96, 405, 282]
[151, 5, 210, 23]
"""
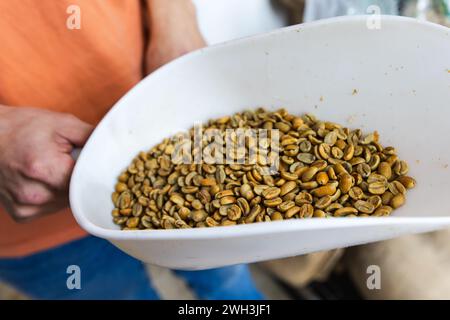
[58, 114, 94, 147]
[8, 199, 68, 223]
[20, 153, 74, 190]
[8, 177, 57, 206]
[0, 190, 14, 213]
[0, 187, 68, 222]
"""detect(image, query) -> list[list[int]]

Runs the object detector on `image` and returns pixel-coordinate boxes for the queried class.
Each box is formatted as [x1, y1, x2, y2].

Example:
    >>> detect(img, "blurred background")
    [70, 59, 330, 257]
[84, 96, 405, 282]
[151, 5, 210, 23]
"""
[1, 0, 449, 300]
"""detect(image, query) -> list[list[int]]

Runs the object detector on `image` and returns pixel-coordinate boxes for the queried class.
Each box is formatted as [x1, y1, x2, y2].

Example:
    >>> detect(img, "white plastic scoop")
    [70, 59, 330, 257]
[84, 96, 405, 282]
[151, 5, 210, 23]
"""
[69, 16, 450, 270]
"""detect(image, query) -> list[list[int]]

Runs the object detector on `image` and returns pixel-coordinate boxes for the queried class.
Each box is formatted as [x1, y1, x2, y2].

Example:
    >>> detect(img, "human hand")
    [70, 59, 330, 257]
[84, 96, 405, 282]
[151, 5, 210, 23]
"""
[0, 106, 93, 221]
[146, 0, 206, 73]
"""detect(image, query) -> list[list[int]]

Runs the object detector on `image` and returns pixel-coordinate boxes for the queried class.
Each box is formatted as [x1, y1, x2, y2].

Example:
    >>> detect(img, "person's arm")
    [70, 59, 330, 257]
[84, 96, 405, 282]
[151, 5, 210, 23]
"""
[0, 105, 92, 221]
[145, 0, 206, 74]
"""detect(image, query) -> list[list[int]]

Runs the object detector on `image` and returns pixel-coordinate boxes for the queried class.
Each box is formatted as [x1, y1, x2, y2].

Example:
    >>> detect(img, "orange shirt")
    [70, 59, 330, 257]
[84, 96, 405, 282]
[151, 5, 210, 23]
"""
[0, 0, 148, 257]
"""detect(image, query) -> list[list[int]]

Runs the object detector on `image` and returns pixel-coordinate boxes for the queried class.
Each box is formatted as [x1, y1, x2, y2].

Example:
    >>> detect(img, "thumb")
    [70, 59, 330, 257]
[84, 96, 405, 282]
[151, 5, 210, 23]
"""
[58, 114, 94, 147]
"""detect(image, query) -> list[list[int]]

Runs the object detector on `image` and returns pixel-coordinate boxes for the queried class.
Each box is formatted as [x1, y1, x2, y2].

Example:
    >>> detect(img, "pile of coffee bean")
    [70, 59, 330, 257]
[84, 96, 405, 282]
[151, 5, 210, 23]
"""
[111, 108, 416, 230]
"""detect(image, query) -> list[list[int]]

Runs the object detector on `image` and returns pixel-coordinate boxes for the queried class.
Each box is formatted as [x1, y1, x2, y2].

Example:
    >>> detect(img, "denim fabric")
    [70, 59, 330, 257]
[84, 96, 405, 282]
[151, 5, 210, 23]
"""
[0, 236, 263, 300]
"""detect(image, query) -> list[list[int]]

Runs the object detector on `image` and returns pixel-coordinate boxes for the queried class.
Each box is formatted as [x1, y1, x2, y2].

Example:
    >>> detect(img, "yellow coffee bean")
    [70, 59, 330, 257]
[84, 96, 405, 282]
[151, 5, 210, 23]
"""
[334, 207, 358, 217]
[301, 166, 319, 182]
[390, 194, 405, 209]
[115, 182, 128, 193]
[339, 173, 353, 194]
[280, 181, 297, 196]
[396, 176, 416, 189]
[316, 172, 329, 185]
[262, 187, 281, 200]
[311, 184, 337, 197]
[313, 209, 327, 218]
[378, 162, 392, 179]
[271, 212, 284, 221]
[285, 206, 301, 218]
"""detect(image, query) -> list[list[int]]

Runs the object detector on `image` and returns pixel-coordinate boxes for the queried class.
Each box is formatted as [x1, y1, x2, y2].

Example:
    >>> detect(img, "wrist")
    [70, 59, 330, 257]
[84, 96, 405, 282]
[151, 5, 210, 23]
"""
[147, 0, 197, 30]
[148, 0, 195, 8]
[0, 105, 11, 116]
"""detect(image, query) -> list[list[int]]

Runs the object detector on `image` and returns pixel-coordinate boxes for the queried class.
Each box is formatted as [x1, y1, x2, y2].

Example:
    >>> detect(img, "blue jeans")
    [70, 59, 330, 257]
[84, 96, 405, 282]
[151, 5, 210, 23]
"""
[0, 236, 263, 300]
